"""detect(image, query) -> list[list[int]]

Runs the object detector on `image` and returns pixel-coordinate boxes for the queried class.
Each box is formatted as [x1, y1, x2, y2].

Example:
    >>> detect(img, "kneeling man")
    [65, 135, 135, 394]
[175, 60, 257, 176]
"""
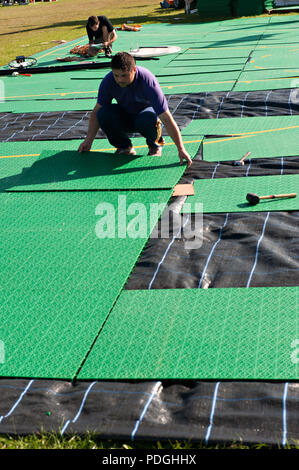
[78, 52, 192, 167]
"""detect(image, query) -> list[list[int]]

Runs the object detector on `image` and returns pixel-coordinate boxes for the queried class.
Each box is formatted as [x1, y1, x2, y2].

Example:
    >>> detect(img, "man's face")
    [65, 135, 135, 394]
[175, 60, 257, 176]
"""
[112, 67, 136, 88]
[91, 22, 99, 32]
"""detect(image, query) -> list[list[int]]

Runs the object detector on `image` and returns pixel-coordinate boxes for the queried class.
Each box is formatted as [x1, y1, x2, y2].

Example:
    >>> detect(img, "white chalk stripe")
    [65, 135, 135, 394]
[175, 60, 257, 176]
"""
[60, 381, 97, 435]
[131, 381, 162, 441]
[245, 158, 252, 176]
[246, 212, 270, 288]
[31, 112, 66, 140]
[198, 213, 229, 289]
[211, 162, 220, 179]
[148, 215, 190, 290]
[240, 91, 251, 118]
[282, 382, 289, 447]
[0, 113, 25, 131]
[205, 381, 221, 444]
[288, 88, 293, 116]
[281, 157, 284, 175]
[216, 92, 230, 119]
[264, 90, 272, 117]
[56, 110, 89, 139]
[0, 379, 34, 424]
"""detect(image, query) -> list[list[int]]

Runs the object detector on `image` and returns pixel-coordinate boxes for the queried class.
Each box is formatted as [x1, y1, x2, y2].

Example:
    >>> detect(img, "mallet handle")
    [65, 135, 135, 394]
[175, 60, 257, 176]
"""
[259, 193, 297, 200]
[239, 151, 251, 163]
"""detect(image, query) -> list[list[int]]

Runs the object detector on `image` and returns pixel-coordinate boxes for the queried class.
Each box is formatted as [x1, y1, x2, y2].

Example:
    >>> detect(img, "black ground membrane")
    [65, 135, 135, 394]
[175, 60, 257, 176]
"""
[1, 88, 298, 142]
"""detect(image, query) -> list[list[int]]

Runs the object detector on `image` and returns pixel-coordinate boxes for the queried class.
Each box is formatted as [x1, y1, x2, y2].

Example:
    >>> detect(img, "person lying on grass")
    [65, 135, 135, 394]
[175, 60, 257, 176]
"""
[78, 51, 192, 167]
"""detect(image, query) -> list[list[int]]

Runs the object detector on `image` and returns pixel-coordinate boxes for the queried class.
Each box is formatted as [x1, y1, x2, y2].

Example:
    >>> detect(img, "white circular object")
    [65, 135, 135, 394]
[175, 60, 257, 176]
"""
[12, 71, 19, 77]
[130, 46, 181, 58]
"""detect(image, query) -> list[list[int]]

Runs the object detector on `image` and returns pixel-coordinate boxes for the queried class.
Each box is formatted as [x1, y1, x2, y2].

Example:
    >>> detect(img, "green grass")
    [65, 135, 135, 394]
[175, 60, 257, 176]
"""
[1, 432, 298, 449]
[0, 433, 284, 449]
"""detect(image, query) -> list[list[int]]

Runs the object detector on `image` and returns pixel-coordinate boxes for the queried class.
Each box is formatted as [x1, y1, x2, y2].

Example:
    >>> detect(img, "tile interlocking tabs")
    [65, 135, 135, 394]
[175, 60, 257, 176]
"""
[77, 287, 299, 380]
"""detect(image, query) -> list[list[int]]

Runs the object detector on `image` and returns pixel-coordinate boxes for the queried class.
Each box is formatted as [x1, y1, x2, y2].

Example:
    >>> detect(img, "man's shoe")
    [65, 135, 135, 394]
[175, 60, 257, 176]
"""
[115, 147, 137, 156]
[148, 146, 162, 156]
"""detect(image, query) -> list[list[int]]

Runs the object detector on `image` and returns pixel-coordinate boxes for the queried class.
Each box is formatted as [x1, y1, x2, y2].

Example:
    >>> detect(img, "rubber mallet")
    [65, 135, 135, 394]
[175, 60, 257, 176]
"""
[246, 192, 297, 206]
[233, 151, 251, 166]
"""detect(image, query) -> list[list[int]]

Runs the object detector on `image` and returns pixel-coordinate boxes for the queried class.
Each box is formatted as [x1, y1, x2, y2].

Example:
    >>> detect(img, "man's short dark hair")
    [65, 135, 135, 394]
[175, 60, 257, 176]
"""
[87, 16, 99, 27]
[111, 52, 136, 71]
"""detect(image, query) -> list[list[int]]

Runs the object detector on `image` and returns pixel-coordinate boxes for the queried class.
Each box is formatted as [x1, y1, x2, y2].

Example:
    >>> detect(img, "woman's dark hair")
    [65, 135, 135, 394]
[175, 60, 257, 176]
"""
[111, 52, 136, 71]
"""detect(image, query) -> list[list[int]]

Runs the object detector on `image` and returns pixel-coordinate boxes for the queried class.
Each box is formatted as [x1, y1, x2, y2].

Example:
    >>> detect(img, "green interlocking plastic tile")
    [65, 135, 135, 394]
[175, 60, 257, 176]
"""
[234, 73, 299, 91]
[0, 190, 172, 379]
[259, 37, 299, 45]
[183, 49, 254, 59]
[181, 174, 299, 213]
[3, 98, 98, 115]
[77, 287, 299, 380]
[161, 65, 243, 75]
[0, 141, 85, 191]
[4, 73, 100, 98]
[182, 115, 299, 137]
[244, 50, 299, 70]
[157, 71, 240, 84]
[238, 68, 299, 79]
[8, 137, 201, 191]
[185, 40, 261, 49]
[162, 81, 235, 93]
[0, 140, 83, 158]
[0, 155, 39, 190]
[1, 72, 99, 113]
[222, 17, 270, 24]
[168, 57, 249, 66]
[202, 128, 299, 162]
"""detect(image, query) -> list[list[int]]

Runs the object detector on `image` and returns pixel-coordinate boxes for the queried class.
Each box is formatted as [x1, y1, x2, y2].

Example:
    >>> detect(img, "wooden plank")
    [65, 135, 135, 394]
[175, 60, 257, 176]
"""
[172, 184, 195, 197]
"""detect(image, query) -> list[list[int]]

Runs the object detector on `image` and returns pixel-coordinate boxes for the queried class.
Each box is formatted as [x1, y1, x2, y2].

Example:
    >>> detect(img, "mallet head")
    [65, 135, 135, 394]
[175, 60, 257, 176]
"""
[246, 193, 260, 205]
